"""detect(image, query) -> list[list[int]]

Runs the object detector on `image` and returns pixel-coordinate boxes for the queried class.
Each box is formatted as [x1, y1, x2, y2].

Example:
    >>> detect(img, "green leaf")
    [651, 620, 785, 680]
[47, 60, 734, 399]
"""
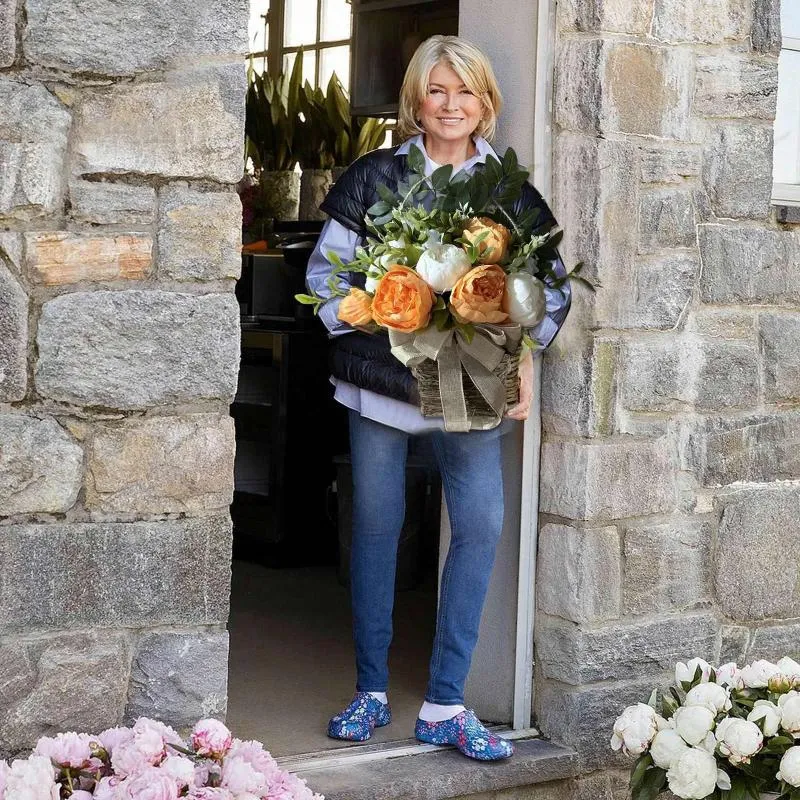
[430, 163, 454, 192]
[407, 144, 425, 174]
[629, 754, 654, 791]
[636, 767, 667, 800]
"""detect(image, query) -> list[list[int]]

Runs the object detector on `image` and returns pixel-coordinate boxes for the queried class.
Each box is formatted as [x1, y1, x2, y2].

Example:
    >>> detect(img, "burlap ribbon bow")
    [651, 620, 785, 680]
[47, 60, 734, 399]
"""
[388, 324, 522, 432]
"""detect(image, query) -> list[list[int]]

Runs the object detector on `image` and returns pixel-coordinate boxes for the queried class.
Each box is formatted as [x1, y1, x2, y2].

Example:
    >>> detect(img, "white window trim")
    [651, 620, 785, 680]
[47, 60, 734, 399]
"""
[772, 34, 800, 206]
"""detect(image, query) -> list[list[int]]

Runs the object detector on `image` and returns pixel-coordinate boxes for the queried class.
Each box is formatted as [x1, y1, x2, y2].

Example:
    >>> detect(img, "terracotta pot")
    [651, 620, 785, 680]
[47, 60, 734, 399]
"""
[299, 168, 333, 221]
[261, 170, 300, 221]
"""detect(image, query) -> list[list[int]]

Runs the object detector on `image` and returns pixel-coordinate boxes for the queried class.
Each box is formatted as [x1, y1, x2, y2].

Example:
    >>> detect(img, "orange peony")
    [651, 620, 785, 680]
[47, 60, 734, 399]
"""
[337, 288, 374, 327]
[450, 264, 509, 324]
[462, 217, 511, 264]
[371, 265, 435, 332]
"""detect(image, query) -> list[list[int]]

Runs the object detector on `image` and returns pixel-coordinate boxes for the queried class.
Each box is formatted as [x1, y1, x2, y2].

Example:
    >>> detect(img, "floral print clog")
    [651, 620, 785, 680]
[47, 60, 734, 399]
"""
[327, 692, 392, 742]
[415, 709, 514, 760]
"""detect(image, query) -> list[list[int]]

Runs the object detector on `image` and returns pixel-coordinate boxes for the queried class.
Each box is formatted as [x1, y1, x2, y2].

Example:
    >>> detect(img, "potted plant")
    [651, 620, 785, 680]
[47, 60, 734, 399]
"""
[244, 52, 304, 223]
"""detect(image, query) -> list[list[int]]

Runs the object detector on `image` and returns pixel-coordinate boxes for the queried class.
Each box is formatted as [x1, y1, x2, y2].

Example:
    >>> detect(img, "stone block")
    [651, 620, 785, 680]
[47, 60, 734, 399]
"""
[603, 42, 691, 139]
[0, 232, 23, 273]
[541, 340, 617, 437]
[25, 231, 152, 285]
[694, 54, 777, 119]
[623, 518, 712, 615]
[0, 0, 14, 66]
[715, 485, 800, 620]
[554, 38, 603, 134]
[702, 124, 773, 219]
[125, 630, 228, 726]
[87, 413, 235, 514]
[0, 79, 70, 219]
[553, 132, 638, 293]
[158, 186, 241, 280]
[752, 0, 781, 54]
[0, 632, 128, 752]
[652, 0, 752, 43]
[0, 516, 232, 632]
[537, 524, 621, 623]
[698, 225, 800, 304]
[0, 414, 82, 515]
[620, 336, 758, 412]
[684, 411, 800, 486]
[452, 782, 578, 800]
[748, 622, 800, 662]
[536, 613, 718, 685]
[0, 263, 27, 402]
[539, 438, 676, 521]
[638, 188, 697, 252]
[69, 180, 156, 225]
[24, 0, 247, 75]
[599, 254, 697, 330]
[72, 64, 246, 184]
[535, 677, 673, 770]
[639, 145, 702, 183]
[688, 307, 757, 339]
[720, 625, 750, 664]
[761, 313, 800, 402]
[556, 0, 653, 34]
[35, 290, 240, 409]
[777, 206, 800, 225]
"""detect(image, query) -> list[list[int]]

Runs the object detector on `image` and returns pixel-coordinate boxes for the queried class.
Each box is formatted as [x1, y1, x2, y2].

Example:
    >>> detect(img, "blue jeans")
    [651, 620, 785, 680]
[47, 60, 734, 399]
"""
[348, 410, 508, 705]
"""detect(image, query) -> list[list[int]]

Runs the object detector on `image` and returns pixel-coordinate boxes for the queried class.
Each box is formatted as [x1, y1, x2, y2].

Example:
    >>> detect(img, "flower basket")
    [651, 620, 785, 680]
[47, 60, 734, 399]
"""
[413, 346, 520, 421]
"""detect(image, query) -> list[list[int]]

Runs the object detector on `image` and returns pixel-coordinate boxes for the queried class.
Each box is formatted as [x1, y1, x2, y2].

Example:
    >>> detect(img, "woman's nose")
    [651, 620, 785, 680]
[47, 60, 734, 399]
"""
[443, 93, 459, 110]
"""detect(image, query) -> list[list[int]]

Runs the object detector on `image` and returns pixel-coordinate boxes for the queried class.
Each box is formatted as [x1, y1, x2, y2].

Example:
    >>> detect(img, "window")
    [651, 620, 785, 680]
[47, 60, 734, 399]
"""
[773, 2, 800, 205]
[248, 0, 352, 90]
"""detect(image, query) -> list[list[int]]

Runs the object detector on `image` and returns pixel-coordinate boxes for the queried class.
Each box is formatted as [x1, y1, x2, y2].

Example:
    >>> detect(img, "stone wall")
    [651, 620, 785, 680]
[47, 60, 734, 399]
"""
[0, 0, 247, 754]
[535, 0, 795, 779]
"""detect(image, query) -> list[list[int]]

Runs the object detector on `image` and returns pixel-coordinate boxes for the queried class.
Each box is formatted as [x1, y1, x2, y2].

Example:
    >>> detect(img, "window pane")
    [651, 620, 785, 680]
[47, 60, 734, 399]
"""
[283, 49, 317, 85]
[782, 1, 800, 39]
[248, 0, 268, 53]
[320, 0, 351, 42]
[285, 0, 319, 47]
[319, 45, 350, 92]
[774, 48, 800, 184]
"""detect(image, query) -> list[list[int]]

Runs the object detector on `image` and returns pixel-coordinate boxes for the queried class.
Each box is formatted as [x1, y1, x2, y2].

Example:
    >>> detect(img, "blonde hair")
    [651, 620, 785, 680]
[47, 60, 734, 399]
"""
[397, 35, 503, 142]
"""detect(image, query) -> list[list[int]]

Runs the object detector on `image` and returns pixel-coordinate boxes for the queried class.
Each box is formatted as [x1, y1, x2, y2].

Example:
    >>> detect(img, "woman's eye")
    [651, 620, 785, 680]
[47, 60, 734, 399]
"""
[460, 89, 474, 95]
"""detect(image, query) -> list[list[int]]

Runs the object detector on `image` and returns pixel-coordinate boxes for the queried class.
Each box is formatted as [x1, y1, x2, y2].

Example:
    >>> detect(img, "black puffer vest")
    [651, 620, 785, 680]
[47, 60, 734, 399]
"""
[321, 144, 558, 405]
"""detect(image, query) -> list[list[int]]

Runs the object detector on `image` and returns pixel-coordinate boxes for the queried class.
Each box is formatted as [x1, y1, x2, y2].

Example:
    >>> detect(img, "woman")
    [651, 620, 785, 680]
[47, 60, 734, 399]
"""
[305, 35, 571, 761]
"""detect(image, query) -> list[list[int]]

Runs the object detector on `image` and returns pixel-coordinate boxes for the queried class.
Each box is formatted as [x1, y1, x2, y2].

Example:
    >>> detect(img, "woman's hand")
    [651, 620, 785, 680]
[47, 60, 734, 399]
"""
[505, 349, 534, 420]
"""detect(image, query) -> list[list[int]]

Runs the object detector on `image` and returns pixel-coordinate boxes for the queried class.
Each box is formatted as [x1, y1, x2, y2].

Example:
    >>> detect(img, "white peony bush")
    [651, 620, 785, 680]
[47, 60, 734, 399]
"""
[0, 719, 322, 800]
[612, 655, 800, 800]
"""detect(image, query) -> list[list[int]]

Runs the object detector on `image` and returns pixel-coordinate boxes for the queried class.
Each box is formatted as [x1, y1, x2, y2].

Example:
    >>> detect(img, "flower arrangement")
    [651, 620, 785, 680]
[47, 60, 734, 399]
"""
[611, 656, 800, 800]
[0, 717, 322, 800]
[296, 145, 588, 431]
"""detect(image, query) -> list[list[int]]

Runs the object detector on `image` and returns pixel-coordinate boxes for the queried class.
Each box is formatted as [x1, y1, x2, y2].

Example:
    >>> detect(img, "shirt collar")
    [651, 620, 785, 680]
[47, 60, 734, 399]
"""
[395, 133, 496, 174]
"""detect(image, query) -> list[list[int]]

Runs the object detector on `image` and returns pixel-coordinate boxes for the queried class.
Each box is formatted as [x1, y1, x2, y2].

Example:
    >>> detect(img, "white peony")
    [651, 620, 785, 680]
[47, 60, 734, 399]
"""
[716, 662, 744, 689]
[673, 706, 716, 746]
[740, 659, 780, 688]
[675, 658, 713, 686]
[502, 273, 546, 327]
[748, 699, 783, 737]
[414, 244, 472, 293]
[610, 703, 661, 756]
[5, 756, 59, 800]
[773, 657, 800, 691]
[666, 748, 719, 800]
[684, 682, 731, 714]
[779, 691, 800, 737]
[715, 718, 763, 765]
[777, 745, 800, 787]
[650, 729, 690, 769]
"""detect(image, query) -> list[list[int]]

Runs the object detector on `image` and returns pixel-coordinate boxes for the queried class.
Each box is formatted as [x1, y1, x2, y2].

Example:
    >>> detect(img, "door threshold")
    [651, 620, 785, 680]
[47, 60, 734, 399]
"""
[277, 727, 540, 773]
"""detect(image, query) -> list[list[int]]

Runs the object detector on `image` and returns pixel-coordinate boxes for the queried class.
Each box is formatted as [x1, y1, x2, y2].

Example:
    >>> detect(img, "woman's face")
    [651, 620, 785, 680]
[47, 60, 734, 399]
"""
[417, 61, 484, 150]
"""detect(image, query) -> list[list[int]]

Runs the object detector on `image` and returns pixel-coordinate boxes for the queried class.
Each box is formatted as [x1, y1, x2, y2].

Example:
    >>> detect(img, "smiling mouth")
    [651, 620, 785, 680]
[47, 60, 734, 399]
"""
[438, 117, 464, 123]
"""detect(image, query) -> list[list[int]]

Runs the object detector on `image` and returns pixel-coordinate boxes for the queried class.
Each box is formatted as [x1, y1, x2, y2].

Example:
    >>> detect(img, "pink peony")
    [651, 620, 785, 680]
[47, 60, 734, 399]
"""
[112, 728, 166, 778]
[116, 767, 179, 800]
[34, 732, 96, 769]
[5, 756, 59, 800]
[132, 719, 184, 749]
[265, 771, 324, 800]
[191, 720, 233, 759]
[93, 776, 121, 800]
[0, 760, 9, 800]
[70, 791, 93, 800]
[159, 755, 195, 789]
[226, 740, 279, 781]
[99, 727, 135, 756]
[220, 756, 267, 796]
[186, 790, 233, 800]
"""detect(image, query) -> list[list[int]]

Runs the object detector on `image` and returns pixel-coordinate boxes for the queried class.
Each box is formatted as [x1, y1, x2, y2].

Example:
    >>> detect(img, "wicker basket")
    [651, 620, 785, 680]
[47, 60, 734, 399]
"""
[412, 348, 521, 420]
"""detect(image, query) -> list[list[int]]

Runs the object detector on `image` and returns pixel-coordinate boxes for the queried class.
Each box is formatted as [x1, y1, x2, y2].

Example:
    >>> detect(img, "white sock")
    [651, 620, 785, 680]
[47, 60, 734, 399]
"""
[418, 701, 466, 722]
[368, 691, 388, 704]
